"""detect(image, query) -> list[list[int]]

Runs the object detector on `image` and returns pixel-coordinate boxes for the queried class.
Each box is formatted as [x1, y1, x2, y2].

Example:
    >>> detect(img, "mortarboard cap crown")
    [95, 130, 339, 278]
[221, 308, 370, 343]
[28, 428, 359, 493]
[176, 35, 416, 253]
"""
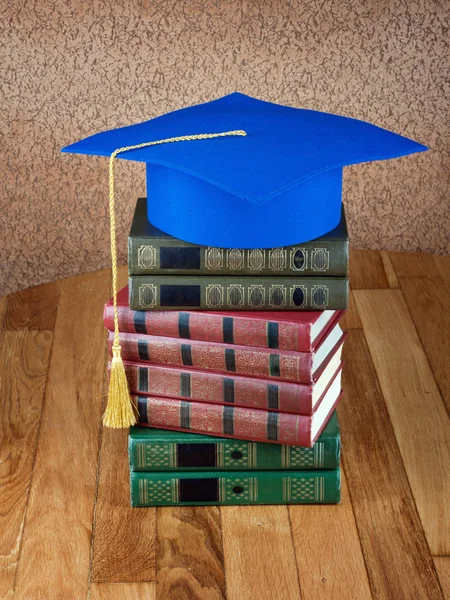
[62, 92, 426, 248]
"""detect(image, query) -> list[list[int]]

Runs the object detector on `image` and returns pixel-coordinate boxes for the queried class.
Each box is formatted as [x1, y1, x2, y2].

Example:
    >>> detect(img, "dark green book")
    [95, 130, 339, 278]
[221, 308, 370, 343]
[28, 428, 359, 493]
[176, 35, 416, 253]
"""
[129, 412, 340, 472]
[129, 275, 348, 311]
[129, 197, 349, 277]
[131, 469, 341, 506]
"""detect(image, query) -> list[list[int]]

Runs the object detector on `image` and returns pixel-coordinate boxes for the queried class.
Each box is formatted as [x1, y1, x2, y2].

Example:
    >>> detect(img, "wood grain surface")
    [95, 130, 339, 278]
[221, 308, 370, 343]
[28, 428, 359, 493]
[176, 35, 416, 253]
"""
[340, 331, 443, 599]
[435, 558, 450, 600]
[0, 331, 53, 600]
[222, 505, 301, 600]
[157, 507, 225, 600]
[91, 427, 156, 583]
[90, 582, 156, 600]
[354, 289, 450, 555]
[289, 470, 372, 600]
[13, 271, 111, 599]
[0, 249, 448, 599]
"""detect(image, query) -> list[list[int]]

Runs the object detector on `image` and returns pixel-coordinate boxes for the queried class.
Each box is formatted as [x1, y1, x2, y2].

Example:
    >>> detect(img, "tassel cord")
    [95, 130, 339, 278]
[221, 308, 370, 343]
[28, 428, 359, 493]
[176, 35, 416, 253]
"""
[104, 129, 247, 428]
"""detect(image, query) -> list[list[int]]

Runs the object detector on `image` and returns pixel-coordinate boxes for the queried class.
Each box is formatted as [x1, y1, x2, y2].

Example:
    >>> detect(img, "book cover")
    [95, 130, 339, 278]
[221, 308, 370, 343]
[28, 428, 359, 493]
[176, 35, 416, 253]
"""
[129, 198, 349, 277]
[129, 411, 340, 471]
[129, 274, 349, 311]
[104, 285, 344, 352]
[109, 325, 345, 384]
[135, 367, 342, 447]
[121, 344, 342, 415]
[130, 469, 341, 506]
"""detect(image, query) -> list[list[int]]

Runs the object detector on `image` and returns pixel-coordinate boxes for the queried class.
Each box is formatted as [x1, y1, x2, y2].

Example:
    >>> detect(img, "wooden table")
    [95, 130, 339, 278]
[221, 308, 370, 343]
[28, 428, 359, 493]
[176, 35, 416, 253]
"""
[1, 249, 449, 600]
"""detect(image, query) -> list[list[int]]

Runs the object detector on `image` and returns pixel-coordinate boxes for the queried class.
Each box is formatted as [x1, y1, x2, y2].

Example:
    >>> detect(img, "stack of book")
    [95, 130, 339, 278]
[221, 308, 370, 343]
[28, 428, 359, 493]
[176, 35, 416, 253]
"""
[103, 197, 349, 506]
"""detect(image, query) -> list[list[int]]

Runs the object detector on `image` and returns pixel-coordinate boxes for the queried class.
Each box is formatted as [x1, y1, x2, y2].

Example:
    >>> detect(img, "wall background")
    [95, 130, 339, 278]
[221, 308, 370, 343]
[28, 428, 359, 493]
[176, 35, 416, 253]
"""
[1, 0, 449, 295]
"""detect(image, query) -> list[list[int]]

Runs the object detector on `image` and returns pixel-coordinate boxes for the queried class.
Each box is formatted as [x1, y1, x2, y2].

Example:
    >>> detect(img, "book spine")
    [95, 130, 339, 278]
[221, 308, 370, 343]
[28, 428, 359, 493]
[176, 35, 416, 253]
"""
[110, 332, 314, 383]
[129, 276, 349, 311]
[122, 361, 314, 414]
[103, 305, 313, 351]
[129, 433, 340, 472]
[135, 395, 313, 446]
[129, 236, 348, 277]
[130, 469, 341, 506]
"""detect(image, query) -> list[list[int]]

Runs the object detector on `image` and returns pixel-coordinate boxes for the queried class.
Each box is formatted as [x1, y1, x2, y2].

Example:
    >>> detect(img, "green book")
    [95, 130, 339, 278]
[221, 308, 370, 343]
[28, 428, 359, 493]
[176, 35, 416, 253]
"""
[129, 412, 340, 472]
[131, 469, 341, 506]
[129, 275, 348, 310]
[129, 197, 349, 277]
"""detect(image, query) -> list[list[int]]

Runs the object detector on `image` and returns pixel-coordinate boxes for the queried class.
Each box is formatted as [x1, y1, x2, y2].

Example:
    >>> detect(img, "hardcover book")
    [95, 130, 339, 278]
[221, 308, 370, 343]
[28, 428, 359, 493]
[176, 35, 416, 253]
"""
[129, 411, 340, 471]
[130, 469, 341, 506]
[135, 366, 342, 447]
[121, 345, 342, 415]
[110, 324, 345, 384]
[104, 285, 344, 352]
[129, 274, 349, 311]
[129, 197, 349, 277]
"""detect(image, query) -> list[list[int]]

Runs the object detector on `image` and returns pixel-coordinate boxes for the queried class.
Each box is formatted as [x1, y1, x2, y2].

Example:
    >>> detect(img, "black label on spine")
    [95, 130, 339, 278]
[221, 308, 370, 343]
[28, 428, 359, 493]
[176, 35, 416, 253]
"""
[160, 285, 201, 307]
[160, 247, 201, 269]
[177, 443, 216, 468]
[179, 478, 219, 502]
[268, 384, 279, 409]
[225, 349, 236, 372]
[180, 372, 191, 397]
[178, 313, 190, 339]
[138, 367, 149, 392]
[222, 317, 234, 344]
[267, 412, 279, 440]
[181, 344, 193, 366]
[223, 406, 234, 434]
[223, 378, 235, 403]
[268, 322, 279, 348]
[138, 340, 150, 361]
[180, 401, 191, 429]
[134, 311, 147, 334]
[137, 397, 148, 423]
[269, 354, 280, 377]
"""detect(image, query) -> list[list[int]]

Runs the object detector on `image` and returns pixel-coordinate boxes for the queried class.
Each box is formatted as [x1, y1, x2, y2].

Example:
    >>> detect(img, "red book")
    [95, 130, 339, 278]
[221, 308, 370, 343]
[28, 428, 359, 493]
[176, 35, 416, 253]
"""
[135, 366, 343, 447]
[104, 286, 344, 352]
[110, 324, 345, 384]
[120, 342, 343, 415]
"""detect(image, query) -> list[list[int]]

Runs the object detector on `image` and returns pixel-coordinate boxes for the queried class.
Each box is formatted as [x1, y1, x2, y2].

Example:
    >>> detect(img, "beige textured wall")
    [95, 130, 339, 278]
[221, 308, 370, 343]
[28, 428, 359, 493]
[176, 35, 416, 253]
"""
[1, 0, 449, 295]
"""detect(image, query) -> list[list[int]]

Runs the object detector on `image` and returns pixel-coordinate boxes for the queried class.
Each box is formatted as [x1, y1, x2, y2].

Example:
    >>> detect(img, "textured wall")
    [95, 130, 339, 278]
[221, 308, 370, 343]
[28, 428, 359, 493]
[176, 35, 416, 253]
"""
[1, 0, 449, 295]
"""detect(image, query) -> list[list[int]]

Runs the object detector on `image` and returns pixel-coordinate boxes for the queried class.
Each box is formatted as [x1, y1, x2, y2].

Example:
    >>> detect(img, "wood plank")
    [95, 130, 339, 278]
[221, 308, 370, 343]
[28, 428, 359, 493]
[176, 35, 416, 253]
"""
[0, 330, 52, 600]
[389, 251, 440, 278]
[90, 582, 156, 600]
[13, 270, 111, 599]
[380, 251, 399, 288]
[0, 295, 6, 328]
[289, 467, 372, 600]
[340, 331, 443, 599]
[156, 507, 225, 600]
[91, 427, 156, 583]
[340, 290, 362, 330]
[354, 289, 450, 555]
[398, 276, 450, 413]
[222, 505, 301, 600]
[435, 558, 450, 600]
[434, 255, 450, 288]
[2, 280, 60, 331]
[349, 249, 389, 289]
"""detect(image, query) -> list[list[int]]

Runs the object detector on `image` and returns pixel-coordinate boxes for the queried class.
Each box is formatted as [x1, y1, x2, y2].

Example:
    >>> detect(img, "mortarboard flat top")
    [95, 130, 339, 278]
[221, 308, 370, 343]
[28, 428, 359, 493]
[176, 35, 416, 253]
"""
[62, 92, 426, 248]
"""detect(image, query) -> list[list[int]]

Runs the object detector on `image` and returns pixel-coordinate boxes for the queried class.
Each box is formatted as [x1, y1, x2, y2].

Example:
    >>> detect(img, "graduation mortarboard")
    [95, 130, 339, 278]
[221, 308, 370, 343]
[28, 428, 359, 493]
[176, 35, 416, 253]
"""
[62, 92, 426, 248]
[62, 92, 427, 428]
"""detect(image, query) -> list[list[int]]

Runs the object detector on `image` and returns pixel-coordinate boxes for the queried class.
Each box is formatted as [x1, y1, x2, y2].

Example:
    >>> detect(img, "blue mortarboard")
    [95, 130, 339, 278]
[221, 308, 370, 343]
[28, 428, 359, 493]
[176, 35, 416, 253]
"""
[62, 93, 427, 429]
[62, 92, 426, 248]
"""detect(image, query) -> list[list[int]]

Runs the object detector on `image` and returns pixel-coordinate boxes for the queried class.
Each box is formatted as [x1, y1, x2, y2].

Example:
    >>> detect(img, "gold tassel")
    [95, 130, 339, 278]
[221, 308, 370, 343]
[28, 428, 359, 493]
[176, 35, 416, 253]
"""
[104, 129, 247, 428]
[104, 346, 137, 427]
